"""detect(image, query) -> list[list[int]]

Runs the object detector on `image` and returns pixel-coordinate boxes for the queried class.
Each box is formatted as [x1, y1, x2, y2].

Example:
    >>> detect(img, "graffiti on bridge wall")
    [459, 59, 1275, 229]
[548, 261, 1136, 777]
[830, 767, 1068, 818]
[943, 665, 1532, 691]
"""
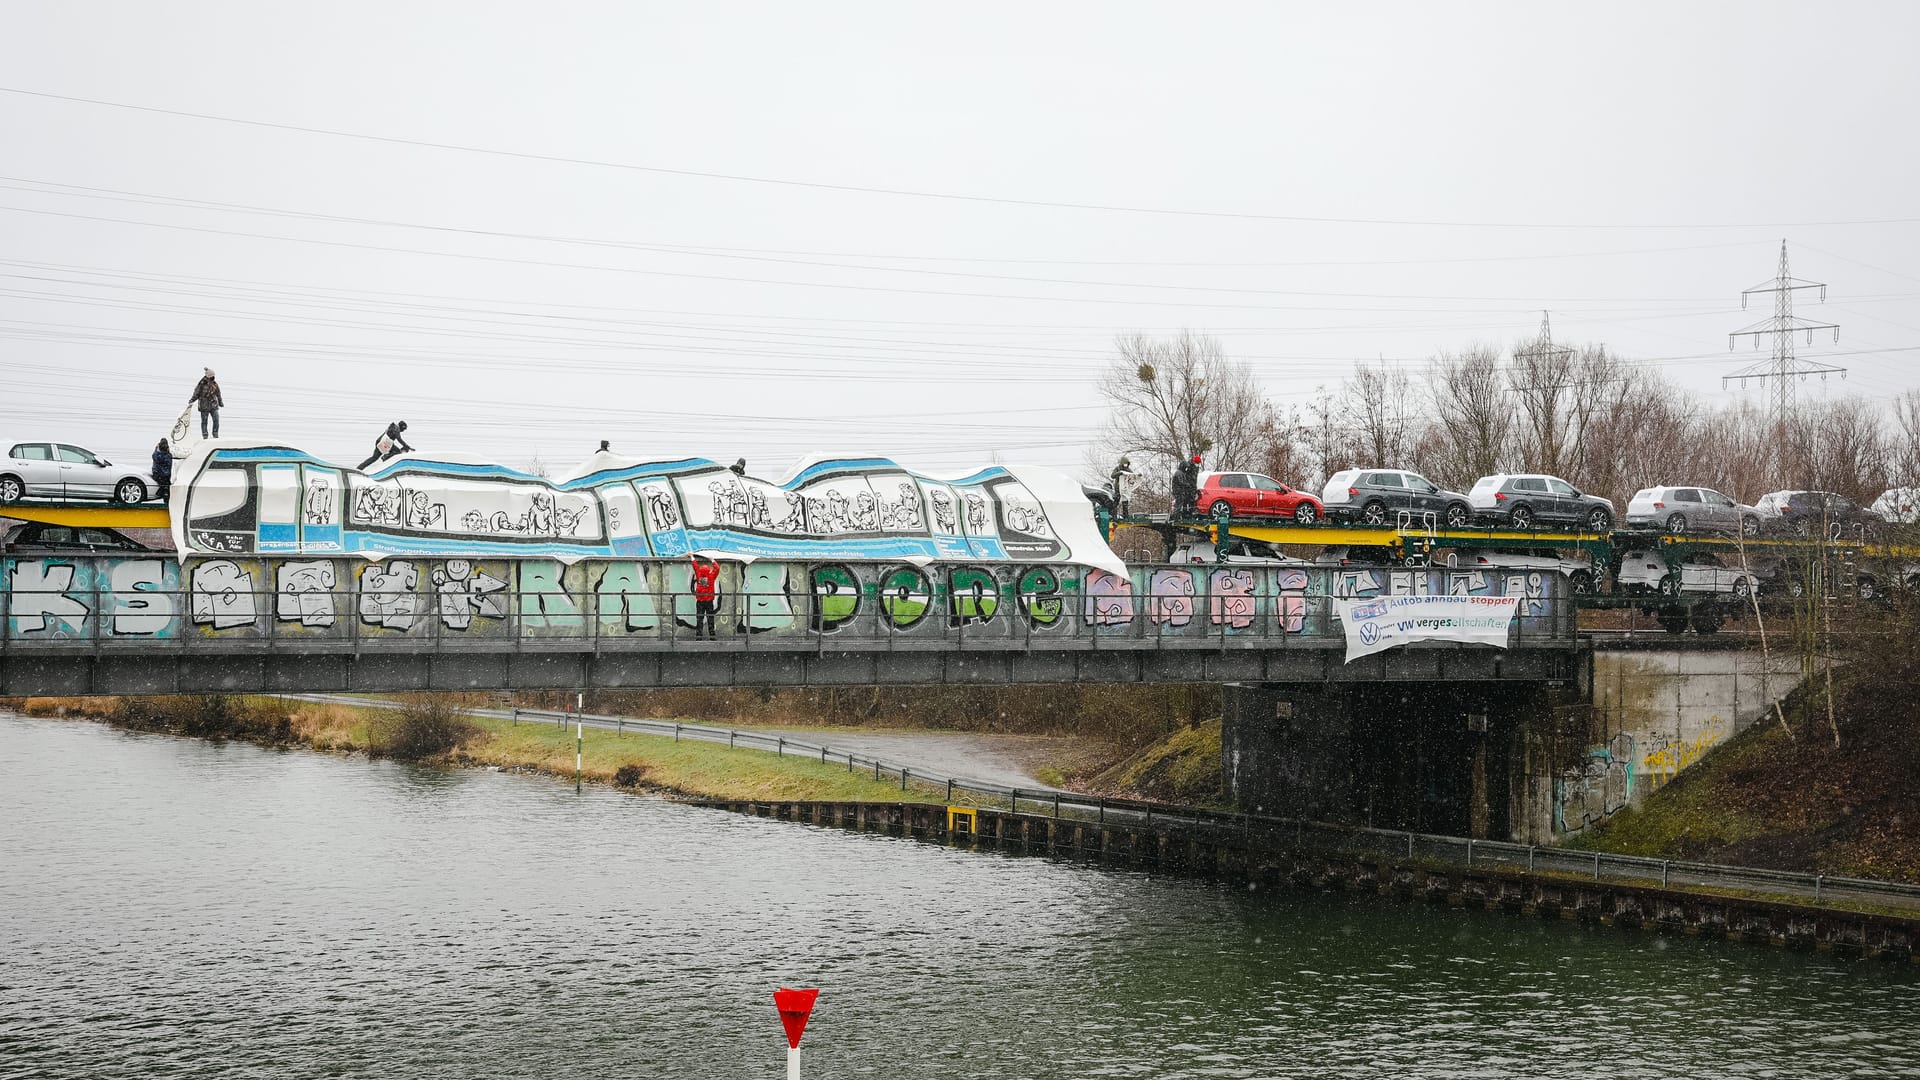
[1641, 719, 1729, 791]
[4, 557, 181, 637]
[1554, 732, 1636, 834]
[3, 556, 1565, 645]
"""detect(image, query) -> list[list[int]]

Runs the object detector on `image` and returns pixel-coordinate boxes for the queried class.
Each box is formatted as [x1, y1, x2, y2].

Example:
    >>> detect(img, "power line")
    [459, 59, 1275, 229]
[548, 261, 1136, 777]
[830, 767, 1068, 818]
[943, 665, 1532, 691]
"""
[0, 176, 1776, 269]
[6, 85, 1920, 229]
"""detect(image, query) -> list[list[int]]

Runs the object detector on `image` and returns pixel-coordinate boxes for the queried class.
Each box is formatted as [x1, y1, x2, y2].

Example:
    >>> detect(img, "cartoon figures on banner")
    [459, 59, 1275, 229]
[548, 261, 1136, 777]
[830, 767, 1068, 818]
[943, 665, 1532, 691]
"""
[996, 483, 1053, 538]
[304, 477, 335, 525]
[404, 490, 445, 530]
[963, 492, 989, 535]
[877, 482, 923, 530]
[769, 490, 807, 533]
[354, 484, 402, 527]
[642, 483, 680, 530]
[929, 489, 958, 534]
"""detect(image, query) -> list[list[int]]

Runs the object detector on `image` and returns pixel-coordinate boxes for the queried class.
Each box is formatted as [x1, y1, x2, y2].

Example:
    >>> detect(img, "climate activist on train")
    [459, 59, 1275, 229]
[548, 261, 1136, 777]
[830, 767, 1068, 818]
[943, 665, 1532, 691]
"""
[166, 444, 1128, 576]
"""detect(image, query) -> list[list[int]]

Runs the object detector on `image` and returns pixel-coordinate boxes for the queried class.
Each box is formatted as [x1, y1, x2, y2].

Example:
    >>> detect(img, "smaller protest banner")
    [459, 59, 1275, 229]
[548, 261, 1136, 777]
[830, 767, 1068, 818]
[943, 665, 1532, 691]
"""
[1333, 593, 1520, 663]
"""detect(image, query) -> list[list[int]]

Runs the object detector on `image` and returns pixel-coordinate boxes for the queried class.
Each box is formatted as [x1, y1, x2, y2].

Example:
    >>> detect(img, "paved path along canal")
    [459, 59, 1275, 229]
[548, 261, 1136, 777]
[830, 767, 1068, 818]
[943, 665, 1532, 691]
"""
[5, 713, 1918, 1079]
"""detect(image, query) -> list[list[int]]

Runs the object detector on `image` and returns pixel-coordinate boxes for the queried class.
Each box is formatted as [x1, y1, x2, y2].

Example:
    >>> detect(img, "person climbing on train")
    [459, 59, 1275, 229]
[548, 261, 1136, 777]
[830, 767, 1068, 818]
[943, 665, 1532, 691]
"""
[151, 438, 178, 503]
[1172, 453, 1201, 518]
[188, 368, 223, 439]
[688, 553, 721, 639]
[1109, 456, 1135, 518]
[358, 421, 414, 470]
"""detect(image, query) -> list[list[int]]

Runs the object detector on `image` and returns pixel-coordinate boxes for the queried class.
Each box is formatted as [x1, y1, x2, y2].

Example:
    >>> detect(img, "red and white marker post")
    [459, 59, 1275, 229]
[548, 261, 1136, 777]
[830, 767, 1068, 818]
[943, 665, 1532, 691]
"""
[773, 987, 819, 1080]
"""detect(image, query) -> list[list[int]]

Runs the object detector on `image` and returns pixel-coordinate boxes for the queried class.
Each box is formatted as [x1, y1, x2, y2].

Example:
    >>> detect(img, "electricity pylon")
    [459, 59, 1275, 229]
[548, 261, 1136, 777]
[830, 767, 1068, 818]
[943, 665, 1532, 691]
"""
[1724, 240, 1842, 427]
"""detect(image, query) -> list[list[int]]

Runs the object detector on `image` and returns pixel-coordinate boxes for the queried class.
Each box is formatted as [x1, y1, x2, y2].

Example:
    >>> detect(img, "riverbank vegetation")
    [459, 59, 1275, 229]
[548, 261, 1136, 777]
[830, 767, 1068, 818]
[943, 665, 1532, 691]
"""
[544, 685, 1215, 749]
[1572, 662, 1920, 884]
[3, 695, 926, 804]
[1086, 718, 1224, 805]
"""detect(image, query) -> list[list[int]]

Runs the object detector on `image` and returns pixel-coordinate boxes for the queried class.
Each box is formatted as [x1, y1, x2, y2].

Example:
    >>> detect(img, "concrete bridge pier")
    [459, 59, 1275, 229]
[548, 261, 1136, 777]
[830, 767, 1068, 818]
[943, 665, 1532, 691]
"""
[1222, 681, 1560, 841]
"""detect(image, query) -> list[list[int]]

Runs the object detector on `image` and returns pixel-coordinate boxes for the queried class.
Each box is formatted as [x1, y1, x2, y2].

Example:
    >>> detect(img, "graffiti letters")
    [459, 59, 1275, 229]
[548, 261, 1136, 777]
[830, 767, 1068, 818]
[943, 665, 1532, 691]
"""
[740, 563, 795, 632]
[1210, 568, 1256, 630]
[518, 560, 582, 629]
[1555, 733, 1636, 833]
[947, 567, 998, 626]
[192, 560, 258, 630]
[2, 557, 1566, 649]
[1083, 570, 1134, 626]
[879, 566, 931, 631]
[359, 562, 422, 631]
[276, 560, 337, 628]
[1148, 568, 1195, 627]
[1017, 567, 1063, 628]
[8, 560, 89, 634]
[811, 564, 860, 633]
[436, 559, 507, 630]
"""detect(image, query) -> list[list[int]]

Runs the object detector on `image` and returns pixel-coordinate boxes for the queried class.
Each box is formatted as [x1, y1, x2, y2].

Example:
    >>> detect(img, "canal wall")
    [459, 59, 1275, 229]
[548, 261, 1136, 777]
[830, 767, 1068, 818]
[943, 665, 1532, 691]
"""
[1543, 647, 1805, 839]
[703, 799, 1920, 961]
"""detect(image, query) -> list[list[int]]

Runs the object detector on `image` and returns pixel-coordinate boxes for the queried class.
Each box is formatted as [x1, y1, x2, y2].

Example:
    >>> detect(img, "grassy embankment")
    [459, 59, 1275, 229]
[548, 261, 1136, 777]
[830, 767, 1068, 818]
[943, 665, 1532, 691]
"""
[5, 695, 931, 804]
[1569, 665, 1920, 884]
[1086, 717, 1225, 805]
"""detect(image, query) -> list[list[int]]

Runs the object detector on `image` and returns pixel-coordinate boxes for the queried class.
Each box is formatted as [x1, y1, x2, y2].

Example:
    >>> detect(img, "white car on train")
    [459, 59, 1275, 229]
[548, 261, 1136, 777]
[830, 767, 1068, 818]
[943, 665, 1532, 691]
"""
[1615, 548, 1761, 598]
[0, 441, 158, 505]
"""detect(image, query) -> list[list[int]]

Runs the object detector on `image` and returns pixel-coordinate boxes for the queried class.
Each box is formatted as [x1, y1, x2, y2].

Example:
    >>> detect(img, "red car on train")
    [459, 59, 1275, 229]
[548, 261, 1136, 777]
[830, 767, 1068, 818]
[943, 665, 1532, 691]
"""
[1195, 471, 1324, 524]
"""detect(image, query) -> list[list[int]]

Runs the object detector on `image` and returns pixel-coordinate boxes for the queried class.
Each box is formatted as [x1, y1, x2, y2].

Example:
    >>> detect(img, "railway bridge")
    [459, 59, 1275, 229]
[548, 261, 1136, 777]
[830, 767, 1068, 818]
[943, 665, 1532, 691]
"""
[0, 548, 1580, 696]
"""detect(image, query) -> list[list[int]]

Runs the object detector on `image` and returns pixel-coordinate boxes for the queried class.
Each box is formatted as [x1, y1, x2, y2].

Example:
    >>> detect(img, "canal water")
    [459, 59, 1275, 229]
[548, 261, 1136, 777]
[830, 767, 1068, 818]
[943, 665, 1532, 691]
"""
[4, 713, 1917, 1079]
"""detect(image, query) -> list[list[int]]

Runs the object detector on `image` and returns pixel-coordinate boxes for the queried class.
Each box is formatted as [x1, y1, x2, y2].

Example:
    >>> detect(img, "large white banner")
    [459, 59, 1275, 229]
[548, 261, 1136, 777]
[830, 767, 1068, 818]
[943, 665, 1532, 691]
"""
[1334, 594, 1520, 663]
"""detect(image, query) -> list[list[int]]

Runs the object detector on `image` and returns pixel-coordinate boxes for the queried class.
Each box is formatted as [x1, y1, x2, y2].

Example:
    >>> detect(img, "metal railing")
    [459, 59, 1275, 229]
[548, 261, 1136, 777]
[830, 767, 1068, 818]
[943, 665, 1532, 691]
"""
[500, 705, 1920, 913]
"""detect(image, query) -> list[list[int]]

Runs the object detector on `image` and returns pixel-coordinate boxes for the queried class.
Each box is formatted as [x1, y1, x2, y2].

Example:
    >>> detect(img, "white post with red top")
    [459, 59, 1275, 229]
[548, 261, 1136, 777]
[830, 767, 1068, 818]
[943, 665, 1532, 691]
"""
[773, 987, 818, 1080]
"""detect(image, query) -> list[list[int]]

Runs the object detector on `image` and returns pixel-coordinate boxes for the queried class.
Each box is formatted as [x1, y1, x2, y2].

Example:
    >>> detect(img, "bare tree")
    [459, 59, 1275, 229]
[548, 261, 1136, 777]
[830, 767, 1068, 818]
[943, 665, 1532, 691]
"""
[1891, 389, 1920, 489]
[1508, 344, 1575, 478]
[1690, 398, 1778, 503]
[1302, 384, 1354, 488]
[1574, 363, 1695, 509]
[1096, 332, 1275, 481]
[1422, 345, 1510, 489]
[1343, 361, 1420, 471]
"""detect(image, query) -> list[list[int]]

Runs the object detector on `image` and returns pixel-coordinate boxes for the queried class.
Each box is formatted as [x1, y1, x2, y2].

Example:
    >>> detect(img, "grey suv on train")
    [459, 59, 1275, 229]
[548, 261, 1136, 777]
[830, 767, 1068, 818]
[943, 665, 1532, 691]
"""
[1321, 468, 1474, 527]
[1467, 473, 1614, 532]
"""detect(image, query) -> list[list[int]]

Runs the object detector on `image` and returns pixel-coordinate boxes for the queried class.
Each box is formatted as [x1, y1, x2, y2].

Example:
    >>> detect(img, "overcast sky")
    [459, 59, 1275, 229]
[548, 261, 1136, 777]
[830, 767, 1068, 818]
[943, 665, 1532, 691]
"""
[3, 2, 1917, 482]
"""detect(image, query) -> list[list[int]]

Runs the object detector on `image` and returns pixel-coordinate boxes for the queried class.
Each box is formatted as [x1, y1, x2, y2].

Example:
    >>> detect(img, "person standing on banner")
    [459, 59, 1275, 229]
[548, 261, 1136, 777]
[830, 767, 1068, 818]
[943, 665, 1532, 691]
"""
[358, 421, 413, 470]
[688, 553, 721, 639]
[151, 439, 178, 503]
[188, 368, 223, 439]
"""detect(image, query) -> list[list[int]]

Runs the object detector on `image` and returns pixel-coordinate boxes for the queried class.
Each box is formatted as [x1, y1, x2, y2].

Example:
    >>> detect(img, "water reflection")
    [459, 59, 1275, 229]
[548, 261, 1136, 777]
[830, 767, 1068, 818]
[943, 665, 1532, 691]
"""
[2, 714, 1916, 1079]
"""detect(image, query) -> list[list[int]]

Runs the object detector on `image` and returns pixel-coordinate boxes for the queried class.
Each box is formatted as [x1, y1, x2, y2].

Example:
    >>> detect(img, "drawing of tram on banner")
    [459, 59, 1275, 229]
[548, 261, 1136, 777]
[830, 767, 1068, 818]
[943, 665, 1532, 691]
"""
[171, 446, 1115, 573]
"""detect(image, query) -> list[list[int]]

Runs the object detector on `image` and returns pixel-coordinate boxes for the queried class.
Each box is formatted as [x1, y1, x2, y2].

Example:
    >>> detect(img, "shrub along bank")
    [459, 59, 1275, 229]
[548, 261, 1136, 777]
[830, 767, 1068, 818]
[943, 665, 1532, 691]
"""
[3, 695, 923, 804]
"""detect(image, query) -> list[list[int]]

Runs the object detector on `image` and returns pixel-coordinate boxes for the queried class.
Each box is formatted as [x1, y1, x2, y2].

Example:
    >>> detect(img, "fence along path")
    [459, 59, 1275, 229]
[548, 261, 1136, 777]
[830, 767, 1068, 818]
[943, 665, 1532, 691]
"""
[468, 701, 1920, 914]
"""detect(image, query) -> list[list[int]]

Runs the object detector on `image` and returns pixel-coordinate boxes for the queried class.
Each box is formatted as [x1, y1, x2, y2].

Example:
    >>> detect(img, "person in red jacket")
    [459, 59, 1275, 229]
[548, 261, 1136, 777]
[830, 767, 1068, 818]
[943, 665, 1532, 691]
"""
[688, 553, 721, 639]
